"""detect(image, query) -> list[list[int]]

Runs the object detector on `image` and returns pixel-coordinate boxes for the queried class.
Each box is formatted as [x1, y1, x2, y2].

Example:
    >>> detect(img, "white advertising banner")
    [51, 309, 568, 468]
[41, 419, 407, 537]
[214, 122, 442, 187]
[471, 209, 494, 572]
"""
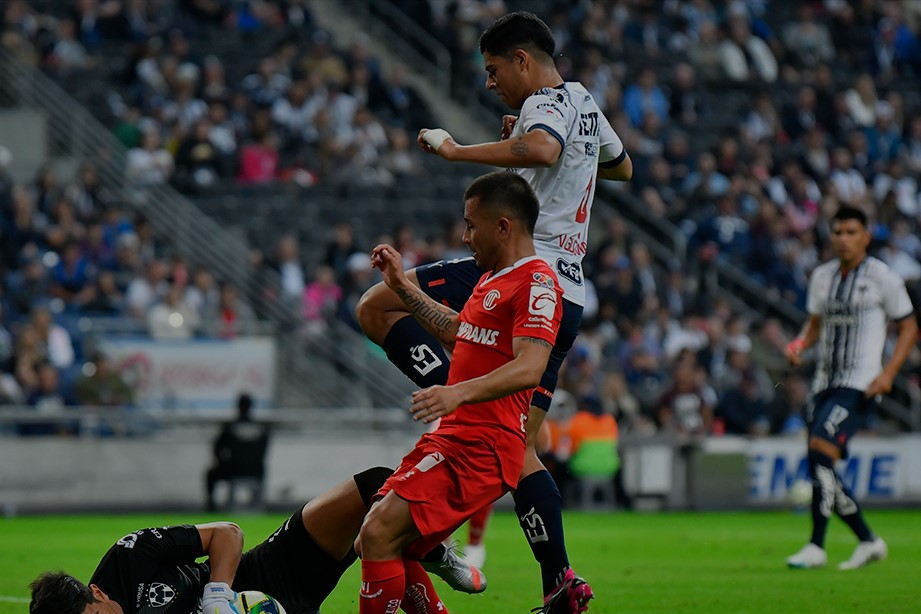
[705, 435, 921, 503]
[99, 337, 276, 408]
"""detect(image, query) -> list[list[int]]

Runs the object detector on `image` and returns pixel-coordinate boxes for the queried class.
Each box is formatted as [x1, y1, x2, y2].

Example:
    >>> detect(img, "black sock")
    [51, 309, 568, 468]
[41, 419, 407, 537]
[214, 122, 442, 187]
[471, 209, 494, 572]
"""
[382, 315, 451, 388]
[834, 475, 874, 542]
[420, 542, 447, 563]
[808, 450, 836, 548]
[514, 470, 570, 596]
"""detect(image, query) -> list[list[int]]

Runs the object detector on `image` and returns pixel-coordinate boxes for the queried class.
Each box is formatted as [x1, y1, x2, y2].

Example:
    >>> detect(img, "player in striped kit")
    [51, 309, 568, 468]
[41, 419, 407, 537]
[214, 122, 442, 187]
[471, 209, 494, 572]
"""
[357, 12, 631, 612]
[785, 207, 918, 570]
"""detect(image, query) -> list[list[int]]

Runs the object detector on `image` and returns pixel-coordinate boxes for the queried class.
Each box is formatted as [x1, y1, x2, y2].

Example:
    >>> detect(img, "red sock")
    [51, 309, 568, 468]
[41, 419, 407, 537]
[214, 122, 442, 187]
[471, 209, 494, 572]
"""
[468, 504, 493, 546]
[360, 559, 405, 614]
[402, 558, 448, 614]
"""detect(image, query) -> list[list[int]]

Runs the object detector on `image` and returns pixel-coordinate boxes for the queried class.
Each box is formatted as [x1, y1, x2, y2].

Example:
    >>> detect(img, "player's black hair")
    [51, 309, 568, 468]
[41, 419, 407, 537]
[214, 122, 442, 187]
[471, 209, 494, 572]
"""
[831, 206, 868, 228]
[464, 171, 540, 236]
[479, 11, 556, 59]
[29, 572, 95, 614]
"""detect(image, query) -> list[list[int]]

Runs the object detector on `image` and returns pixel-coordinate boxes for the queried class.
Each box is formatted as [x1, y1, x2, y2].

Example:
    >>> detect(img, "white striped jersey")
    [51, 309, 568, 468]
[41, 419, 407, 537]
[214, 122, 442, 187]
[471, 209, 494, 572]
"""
[510, 81, 626, 306]
[806, 256, 914, 393]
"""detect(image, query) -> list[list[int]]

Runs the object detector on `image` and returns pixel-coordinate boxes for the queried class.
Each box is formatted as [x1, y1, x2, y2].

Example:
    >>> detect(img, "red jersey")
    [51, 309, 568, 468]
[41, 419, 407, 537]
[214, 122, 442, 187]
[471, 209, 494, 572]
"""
[438, 255, 563, 486]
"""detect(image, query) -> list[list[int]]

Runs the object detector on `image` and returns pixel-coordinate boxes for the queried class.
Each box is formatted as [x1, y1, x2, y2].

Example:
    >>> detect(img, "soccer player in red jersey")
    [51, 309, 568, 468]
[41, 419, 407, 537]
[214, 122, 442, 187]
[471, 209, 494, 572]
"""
[356, 171, 563, 614]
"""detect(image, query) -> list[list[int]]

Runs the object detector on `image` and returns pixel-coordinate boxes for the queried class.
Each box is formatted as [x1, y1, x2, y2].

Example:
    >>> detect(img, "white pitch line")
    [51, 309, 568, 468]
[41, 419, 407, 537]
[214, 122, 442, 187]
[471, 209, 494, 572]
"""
[0, 595, 30, 603]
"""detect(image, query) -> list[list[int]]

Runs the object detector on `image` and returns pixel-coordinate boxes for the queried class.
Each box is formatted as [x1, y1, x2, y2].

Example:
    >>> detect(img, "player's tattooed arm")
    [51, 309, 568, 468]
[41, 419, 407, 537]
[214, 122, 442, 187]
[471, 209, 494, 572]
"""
[394, 284, 459, 348]
[510, 137, 529, 157]
[521, 336, 552, 349]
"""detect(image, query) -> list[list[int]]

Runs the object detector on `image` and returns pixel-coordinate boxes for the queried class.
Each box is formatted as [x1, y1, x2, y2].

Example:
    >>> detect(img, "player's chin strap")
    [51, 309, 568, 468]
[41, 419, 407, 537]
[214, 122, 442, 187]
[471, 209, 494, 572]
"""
[202, 582, 240, 614]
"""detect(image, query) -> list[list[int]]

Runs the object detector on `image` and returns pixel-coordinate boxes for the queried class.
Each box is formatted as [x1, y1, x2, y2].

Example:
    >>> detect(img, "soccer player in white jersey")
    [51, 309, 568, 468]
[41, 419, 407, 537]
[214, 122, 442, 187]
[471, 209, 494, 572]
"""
[785, 206, 917, 570]
[356, 11, 631, 613]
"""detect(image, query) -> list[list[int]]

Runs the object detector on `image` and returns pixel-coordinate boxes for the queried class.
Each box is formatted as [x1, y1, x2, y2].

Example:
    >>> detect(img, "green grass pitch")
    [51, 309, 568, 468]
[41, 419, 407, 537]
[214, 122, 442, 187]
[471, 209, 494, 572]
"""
[2, 509, 919, 613]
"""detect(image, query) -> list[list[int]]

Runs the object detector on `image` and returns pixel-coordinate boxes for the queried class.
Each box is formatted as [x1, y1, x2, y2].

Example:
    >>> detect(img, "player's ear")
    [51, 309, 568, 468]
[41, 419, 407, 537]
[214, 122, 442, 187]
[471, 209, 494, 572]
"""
[514, 49, 528, 68]
[89, 584, 108, 602]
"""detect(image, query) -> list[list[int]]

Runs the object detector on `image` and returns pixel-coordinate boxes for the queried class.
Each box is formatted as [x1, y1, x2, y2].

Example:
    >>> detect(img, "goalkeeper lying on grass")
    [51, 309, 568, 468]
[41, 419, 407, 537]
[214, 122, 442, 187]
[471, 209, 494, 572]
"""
[29, 467, 485, 614]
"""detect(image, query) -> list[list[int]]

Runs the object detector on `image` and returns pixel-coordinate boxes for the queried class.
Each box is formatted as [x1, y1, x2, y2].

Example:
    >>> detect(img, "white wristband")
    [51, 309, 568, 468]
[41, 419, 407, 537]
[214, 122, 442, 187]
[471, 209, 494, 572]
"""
[422, 128, 452, 152]
[202, 582, 234, 603]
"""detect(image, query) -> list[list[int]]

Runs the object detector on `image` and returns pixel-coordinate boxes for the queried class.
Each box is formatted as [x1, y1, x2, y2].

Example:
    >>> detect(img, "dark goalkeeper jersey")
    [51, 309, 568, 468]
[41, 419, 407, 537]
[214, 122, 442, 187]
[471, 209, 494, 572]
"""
[89, 525, 209, 614]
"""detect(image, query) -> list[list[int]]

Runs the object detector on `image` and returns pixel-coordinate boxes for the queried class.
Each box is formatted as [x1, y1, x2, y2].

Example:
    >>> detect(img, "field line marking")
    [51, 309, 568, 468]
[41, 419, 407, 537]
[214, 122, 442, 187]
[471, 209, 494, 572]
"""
[0, 595, 30, 603]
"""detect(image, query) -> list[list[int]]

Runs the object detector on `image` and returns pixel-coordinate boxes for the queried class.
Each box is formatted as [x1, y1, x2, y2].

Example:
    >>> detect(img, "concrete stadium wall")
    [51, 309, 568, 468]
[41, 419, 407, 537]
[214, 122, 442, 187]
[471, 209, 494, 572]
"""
[3, 433, 920, 515]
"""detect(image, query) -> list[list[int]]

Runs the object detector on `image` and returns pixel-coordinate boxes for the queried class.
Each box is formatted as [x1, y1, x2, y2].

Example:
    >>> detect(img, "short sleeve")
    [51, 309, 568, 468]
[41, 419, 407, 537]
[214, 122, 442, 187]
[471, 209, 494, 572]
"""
[881, 267, 915, 320]
[122, 525, 204, 566]
[806, 268, 824, 316]
[598, 113, 625, 165]
[518, 90, 571, 152]
[511, 268, 563, 345]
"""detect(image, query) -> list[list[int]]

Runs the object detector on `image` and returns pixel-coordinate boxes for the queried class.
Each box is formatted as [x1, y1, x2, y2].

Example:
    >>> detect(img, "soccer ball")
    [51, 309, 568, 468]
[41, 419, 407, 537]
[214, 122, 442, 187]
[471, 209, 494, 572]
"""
[788, 479, 813, 507]
[233, 590, 287, 614]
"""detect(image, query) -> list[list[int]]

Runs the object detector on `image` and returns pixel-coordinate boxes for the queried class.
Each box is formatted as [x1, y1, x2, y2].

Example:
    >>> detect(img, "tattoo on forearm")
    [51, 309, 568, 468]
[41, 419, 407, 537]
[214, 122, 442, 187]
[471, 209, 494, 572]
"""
[395, 286, 457, 340]
[510, 137, 529, 157]
[522, 337, 553, 349]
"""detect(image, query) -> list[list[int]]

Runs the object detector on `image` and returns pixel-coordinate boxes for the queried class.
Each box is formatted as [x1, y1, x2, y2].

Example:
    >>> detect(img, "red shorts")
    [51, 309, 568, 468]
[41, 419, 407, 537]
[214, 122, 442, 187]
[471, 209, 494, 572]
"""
[376, 432, 519, 559]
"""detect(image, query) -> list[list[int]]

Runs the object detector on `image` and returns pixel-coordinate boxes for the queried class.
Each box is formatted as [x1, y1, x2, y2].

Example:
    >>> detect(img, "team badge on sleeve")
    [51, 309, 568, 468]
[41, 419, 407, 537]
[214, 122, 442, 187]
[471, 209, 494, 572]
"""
[532, 272, 555, 289]
[528, 284, 558, 320]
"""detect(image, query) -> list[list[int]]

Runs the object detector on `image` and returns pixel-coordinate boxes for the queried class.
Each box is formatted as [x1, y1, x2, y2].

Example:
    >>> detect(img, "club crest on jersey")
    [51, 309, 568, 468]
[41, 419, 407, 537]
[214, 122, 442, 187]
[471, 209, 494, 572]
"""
[483, 289, 501, 310]
[147, 583, 176, 607]
[532, 272, 555, 289]
[457, 321, 499, 346]
[529, 285, 558, 320]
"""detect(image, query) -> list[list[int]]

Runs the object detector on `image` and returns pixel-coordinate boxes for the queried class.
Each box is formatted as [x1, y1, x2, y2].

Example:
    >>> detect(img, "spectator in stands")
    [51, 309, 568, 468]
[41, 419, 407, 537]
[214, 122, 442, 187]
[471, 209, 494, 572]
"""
[716, 370, 771, 436]
[782, 5, 834, 69]
[767, 371, 808, 435]
[205, 392, 270, 512]
[173, 118, 224, 190]
[623, 66, 668, 128]
[271, 77, 325, 153]
[844, 73, 879, 128]
[719, 11, 778, 83]
[205, 281, 256, 338]
[30, 306, 75, 369]
[301, 264, 341, 337]
[668, 62, 705, 127]
[74, 351, 133, 407]
[65, 162, 115, 220]
[51, 240, 94, 310]
[687, 19, 725, 82]
[125, 126, 174, 187]
[147, 282, 199, 339]
[656, 353, 716, 435]
[241, 56, 290, 108]
[237, 127, 280, 184]
[20, 360, 75, 436]
[126, 258, 168, 318]
[566, 396, 620, 509]
[272, 234, 305, 306]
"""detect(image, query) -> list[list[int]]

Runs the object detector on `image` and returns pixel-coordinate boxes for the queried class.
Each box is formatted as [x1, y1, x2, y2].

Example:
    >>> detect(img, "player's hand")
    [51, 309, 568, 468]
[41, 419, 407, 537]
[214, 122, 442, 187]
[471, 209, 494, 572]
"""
[371, 244, 408, 290]
[201, 582, 240, 614]
[418, 128, 457, 159]
[410, 385, 465, 423]
[865, 372, 894, 398]
[501, 115, 517, 140]
[785, 338, 806, 367]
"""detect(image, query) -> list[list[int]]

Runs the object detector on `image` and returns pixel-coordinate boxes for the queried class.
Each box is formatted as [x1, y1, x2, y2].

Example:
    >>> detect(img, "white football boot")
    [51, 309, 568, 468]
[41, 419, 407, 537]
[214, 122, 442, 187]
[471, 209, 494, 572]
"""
[838, 537, 888, 570]
[786, 543, 828, 569]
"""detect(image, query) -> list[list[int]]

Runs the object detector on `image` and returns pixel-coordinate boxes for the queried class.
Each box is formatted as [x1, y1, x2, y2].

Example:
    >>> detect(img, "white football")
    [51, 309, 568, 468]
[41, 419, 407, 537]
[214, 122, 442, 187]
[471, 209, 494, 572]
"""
[233, 590, 287, 614]
[788, 479, 813, 507]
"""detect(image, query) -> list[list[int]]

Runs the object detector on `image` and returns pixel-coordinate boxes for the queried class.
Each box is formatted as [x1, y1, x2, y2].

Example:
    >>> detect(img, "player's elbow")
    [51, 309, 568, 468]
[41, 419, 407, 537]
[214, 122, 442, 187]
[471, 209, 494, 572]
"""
[519, 365, 545, 390]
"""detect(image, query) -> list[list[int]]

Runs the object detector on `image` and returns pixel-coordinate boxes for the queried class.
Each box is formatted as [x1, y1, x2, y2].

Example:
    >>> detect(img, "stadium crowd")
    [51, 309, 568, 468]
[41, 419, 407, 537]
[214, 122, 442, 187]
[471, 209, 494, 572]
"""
[2, 0, 921, 455]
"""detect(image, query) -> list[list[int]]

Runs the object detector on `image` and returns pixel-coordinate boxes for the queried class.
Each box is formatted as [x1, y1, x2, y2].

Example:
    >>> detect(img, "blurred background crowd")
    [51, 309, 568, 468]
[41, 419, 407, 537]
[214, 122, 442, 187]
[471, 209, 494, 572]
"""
[1, 0, 920, 456]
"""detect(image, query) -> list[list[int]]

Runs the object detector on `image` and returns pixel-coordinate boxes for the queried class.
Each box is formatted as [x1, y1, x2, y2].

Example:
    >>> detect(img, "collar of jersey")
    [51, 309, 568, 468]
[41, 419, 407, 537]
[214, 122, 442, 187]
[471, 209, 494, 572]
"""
[480, 255, 543, 286]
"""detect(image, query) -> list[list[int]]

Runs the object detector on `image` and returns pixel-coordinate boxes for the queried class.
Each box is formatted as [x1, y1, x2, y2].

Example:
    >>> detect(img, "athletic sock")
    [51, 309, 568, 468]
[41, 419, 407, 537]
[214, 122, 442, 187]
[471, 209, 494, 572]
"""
[808, 450, 836, 548]
[468, 504, 493, 546]
[419, 543, 446, 564]
[360, 559, 404, 614]
[834, 475, 874, 542]
[514, 470, 570, 596]
[382, 315, 451, 388]
[402, 559, 448, 614]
